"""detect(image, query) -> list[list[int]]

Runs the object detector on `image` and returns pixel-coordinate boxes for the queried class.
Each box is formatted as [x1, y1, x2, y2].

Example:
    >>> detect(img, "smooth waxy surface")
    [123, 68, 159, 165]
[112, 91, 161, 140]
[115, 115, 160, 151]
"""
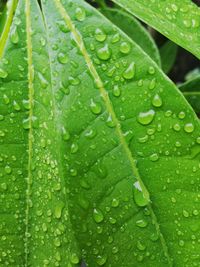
[112, 0, 200, 59]
[0, 0, 78, 266]
[1, 0, 200, 266]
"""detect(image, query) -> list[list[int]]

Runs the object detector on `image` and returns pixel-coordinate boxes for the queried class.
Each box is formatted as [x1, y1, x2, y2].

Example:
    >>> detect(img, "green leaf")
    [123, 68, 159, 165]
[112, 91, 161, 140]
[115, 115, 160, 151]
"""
[111, 0, 200, 59]
[159, 40, 178, 74]
[101, 8, 161, 66]
[0, 0, 79, 266]
[41, 0, 200, 266]
[0, 0, 18, 56]
[179, 76, 200, 114]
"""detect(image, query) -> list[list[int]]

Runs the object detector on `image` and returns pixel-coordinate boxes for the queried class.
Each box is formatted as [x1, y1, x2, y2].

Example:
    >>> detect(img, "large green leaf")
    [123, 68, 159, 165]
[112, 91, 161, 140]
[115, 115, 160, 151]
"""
[101, 8, 161, 66]
[111, 0, 200, 59]
[41, 0, 200, 266]
[0, 0, 78, 266]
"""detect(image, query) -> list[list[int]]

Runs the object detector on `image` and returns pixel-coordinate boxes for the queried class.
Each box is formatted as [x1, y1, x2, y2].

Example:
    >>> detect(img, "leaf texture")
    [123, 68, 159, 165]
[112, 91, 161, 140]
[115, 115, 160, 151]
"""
[111, 0, 200, 59]
[41, 0, 200, 266]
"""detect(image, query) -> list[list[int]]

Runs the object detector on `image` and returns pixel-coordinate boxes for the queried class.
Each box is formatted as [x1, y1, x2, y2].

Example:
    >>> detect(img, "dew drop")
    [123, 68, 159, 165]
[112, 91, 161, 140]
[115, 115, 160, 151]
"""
[90, 99, 102, 115]
[133, 181, 150, 207]
[5, 165, 12, 174]
[136, 219, 148, 228]
[10, 26, 19, 44]
[120, 42, 131, 54]
[70, 253, 79, 264]
[137, 110, 155, 125]
[97, 44, 111, 61]
[96, 255, 107, 266]
[57, 52, 68, 64]
[184, 123, 194, 133]
[152, 94, 162, 107]
[123, 62, 135, 80]
[112, 85, 121, 97]
[149, 153, 159, 162]
[93, 208, 104, 223]
[95, 28, 106, 42]
[0, 68, 8, 79]
[75, 7, 86, 21]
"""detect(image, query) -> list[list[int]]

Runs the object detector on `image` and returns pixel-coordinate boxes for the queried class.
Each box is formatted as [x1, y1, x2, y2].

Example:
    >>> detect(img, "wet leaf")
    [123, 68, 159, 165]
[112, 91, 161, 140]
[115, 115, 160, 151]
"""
[112, 0, 200, 59]
[101, 7, 161, 66]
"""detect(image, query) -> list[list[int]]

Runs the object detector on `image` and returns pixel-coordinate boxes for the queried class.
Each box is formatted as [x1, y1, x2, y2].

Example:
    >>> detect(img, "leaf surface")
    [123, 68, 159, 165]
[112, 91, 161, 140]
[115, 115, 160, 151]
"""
[0, 0, 78, 266]
[41, 0, 200, 266]
[159, 40, 178, 74]
[111, 0, 200, 59]
[101, 8, 161, 66]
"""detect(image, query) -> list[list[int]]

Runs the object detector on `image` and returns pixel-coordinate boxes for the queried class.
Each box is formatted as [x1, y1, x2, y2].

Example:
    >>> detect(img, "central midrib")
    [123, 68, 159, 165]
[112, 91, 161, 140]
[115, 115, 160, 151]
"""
[25, 0, 34, 265]
[54, 0, 172, 265]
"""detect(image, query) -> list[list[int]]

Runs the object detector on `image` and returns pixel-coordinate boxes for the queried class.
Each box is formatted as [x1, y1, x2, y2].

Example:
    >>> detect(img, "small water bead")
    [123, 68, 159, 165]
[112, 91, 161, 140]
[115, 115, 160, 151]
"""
[152, 94, 162, 107]
[137, 241, 146, 251]
[93, 208, 104, 223]
[57, 52, 68, 64]
[184, 123, 194, 133]
[112, 198, 119, 208]
[10, 26, 19, 44]
[5, 165, 12, 174]
[179, 240, 185, 247]
[97, 44, 111, 61]
[62, 127, 70, 141]
[133, 181, 150, 207]
[22, 99, 31, 110]
[137, 110, 155, 125]
[85, 128, 96, 139]
[70, 253, 79, 264]
[111, 33, 120, 43]
[123, 62, 135, 80]
[120, 42, 131, 54]
[106, 114, 115, 128]
[90, 99, 102, 115]
[149, 153, 159, 162]
[149, 78, 156, 90]
[96, 255, 107, 266]
[0, 68, 8, 78]
[112, 246, 118, 254]
[57, 20, 68, 33]
[95, 28, 106, 42]
[71, 143, 79, 154]
[173, 123, 181, 132]
[13, 101, 21, 111]
[75, 7, 86, 21]
[183, 210, 189, 218]
[196, 137, 200, 144]
[148, 66, 155, 75]
[136, 219, 148, 228]
[178, 111, 185, 119]
[112, 85, 121, 97]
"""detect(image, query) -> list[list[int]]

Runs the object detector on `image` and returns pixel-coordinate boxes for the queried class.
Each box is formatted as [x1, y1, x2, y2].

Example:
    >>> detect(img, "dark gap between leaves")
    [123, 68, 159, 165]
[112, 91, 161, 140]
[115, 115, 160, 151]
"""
[192, 0, 200, 7]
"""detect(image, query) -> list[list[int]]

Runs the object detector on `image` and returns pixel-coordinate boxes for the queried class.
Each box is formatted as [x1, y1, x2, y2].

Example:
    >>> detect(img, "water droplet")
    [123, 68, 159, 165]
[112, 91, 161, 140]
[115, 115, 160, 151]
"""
[90, 99, 102, 114]
[136, 219, 148, 228]
[95, 28, 106, 42]
[13, 101, 21, 111]
[123, 62, 135, 80]
[5, 165, 12, 174]
[137, 110, 155, 125]
[97, 44, 111, 61]
[178, 111, 185, 119]
[57, 52, 68, 64]
[71, 143, 79, 154]
[70, 253, 79, 264]
[93, 208, 104, 223]
[133, 181, 150, 207]
[112, 198, 119, 207]
[96, 255, 107, 266]
[184, 123, 194, 133]
[75, 7, 86, 21]
[149, 153, 159, 162]
[173, 123, 181, 132]
[183, 210, 189, 218]
[62, 127, 70, 141]
[152, 94, 162, 107]
[112, 85, 121, 97]
[137, 240, 146, 251]
[120, 42, 131, 54]
[0, 68, 8, 78]
[10, 26, 19, 44]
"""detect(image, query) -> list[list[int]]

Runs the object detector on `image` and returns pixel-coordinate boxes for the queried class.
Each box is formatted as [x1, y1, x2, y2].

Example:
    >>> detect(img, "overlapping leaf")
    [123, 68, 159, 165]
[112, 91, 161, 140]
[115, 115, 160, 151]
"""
[112, 0, 200, 59]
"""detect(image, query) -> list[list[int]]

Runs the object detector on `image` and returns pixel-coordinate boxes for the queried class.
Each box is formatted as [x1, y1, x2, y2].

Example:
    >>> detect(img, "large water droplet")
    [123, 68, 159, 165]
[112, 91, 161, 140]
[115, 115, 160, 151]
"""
[152, 94, 162, 107]
[184, 123, 194, 133]
[75, 7, 86, 21]
[90, 99, 102, 115]
[120, 42, 131, 54]
[137, 110, 155, 125]
[97, 44, 111, 61]
[95, 28, 106, 42]
[133, 181, 150, 207]
[93, 208, 104, 223]
[123, 62, 135, 80]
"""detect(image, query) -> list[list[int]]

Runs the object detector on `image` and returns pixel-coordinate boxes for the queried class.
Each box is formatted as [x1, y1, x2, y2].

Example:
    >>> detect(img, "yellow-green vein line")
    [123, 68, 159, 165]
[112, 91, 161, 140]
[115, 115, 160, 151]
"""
[54, 0, 172, 265]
